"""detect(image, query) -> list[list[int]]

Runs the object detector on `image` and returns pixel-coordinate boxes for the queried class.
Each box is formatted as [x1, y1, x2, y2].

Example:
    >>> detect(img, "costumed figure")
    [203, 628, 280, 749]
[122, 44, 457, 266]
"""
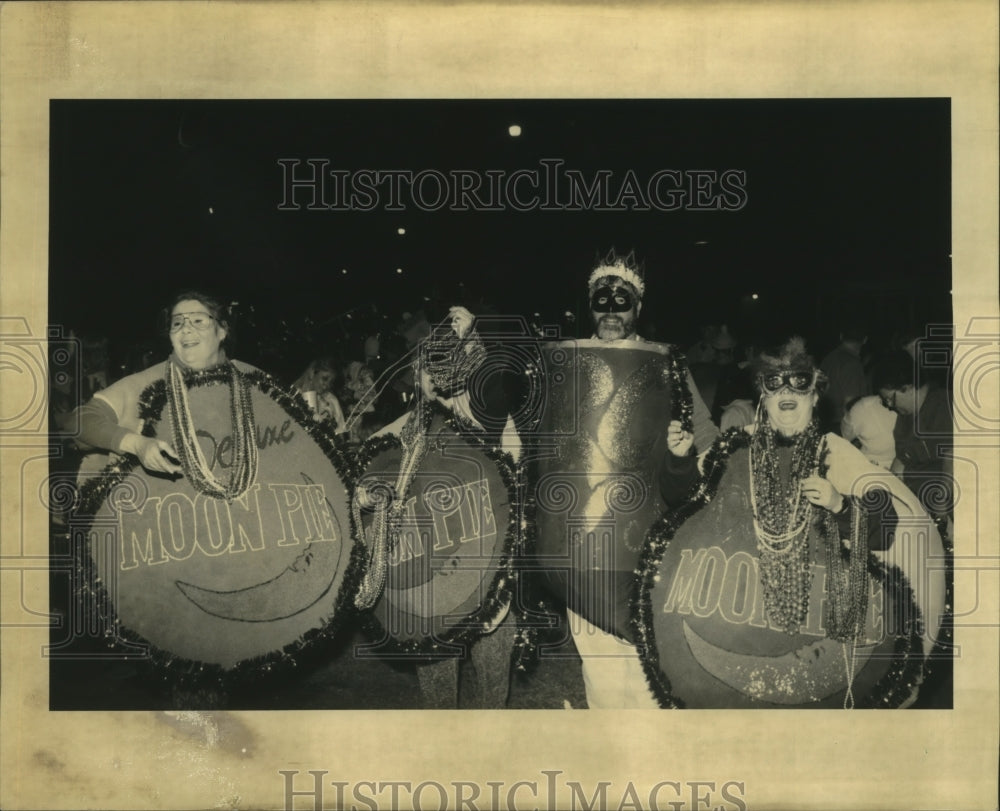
[633, 337, 948, 708]
[352, 307, 521, 708]
[342, 361, 378, 443]
[68, 291, 358, 703]
[531, 250, 718, 708]
[291, 357, 348, 433]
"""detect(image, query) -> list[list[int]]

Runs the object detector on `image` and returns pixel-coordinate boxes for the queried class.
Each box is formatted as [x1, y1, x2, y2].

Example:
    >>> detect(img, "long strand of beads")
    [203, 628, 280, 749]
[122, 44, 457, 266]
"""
[749, 420, 826, 633]
[166, 361, 258, 501]
[354, 400, 432, 608]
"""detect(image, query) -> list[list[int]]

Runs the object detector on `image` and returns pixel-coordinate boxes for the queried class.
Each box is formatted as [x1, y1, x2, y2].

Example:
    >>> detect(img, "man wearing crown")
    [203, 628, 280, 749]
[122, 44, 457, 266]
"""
[539, 249, 718, 709]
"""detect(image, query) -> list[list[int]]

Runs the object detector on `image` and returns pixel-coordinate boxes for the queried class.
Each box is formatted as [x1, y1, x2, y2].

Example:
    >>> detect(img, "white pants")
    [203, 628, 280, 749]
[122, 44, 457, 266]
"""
[567, 609, 659, 709]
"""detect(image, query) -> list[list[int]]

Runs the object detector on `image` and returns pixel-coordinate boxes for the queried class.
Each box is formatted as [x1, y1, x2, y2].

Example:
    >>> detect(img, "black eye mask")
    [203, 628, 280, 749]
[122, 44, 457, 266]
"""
[590, 286, 635, 313]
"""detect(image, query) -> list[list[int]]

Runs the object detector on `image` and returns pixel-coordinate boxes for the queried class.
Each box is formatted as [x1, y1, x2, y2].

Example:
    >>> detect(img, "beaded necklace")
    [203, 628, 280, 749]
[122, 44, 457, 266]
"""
[748, 419, 871, 654]
[748, 420, 824, 634]
[354, 397, 432, 609]
[165, 359, 259, 501]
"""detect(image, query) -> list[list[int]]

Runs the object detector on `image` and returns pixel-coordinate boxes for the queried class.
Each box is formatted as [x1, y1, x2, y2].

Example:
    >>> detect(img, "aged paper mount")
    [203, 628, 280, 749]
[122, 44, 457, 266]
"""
[1, 2, 997, 810]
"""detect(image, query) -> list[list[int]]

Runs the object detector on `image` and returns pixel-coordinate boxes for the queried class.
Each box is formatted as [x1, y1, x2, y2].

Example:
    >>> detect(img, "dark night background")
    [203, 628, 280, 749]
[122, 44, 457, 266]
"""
[50, 99, 951, 380]
[47, 99, 953, 709]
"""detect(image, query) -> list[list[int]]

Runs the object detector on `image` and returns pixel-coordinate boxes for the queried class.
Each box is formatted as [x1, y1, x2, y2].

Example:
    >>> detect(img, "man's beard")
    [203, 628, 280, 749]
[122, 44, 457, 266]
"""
[595, 314, 636, 340]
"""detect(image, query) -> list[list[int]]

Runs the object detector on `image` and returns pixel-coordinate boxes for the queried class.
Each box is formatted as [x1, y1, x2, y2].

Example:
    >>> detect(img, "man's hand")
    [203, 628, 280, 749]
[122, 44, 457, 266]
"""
[666, 419, 694, 457]
[119, 433, 184, 476]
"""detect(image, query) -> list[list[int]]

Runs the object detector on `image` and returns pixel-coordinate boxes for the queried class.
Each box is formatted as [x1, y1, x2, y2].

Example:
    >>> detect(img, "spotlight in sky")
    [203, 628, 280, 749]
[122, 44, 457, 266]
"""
[341, 268, 348, 275]
[397, 227, 406, 235]
[396, 268, 403, 274]
[508, 124, 522, 137]
[751, 293, 759, 300]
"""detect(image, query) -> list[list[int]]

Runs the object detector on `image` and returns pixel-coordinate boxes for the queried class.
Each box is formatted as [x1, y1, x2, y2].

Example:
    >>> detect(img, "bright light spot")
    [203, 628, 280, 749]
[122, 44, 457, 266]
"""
[341, 269, 348, 275]
[564, 310, 573, 318]
[208, 207, 214, 215]
[397, 227, 406, 235]
[533, 312, 540, 317]
[396, 268, 403, 274]
[751, 293, 759, 300]
[508, 124, 522, 137]
[694, 240, 708, 246]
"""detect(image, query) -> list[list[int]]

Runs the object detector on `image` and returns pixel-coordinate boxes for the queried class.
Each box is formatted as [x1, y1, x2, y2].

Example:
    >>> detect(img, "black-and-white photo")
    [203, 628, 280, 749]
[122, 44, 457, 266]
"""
[3, 4, 996, 809]
[48, 99, 954, 712]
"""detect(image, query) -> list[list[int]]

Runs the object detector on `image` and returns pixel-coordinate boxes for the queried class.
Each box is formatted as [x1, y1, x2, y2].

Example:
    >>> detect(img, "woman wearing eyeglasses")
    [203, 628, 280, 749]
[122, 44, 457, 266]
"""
[633, 336, 948, 709]
[74, 290, 255, 481]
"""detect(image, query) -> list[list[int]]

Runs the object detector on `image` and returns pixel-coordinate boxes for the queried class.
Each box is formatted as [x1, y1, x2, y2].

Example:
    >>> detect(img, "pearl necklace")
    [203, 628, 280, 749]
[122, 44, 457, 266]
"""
[748, 421, 824, 634]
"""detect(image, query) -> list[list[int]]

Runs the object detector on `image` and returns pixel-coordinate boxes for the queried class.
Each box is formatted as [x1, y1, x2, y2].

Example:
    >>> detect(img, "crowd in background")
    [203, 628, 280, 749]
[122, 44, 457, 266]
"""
[50, 299, 950, 482]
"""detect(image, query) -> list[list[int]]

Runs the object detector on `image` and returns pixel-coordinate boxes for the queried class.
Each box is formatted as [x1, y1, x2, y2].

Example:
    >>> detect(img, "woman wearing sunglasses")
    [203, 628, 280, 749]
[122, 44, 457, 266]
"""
[634, 336, 947, 709]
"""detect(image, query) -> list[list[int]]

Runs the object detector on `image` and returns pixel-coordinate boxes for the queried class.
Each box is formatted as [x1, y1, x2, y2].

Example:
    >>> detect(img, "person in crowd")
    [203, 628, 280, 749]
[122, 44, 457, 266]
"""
[841, 394, 897, 469]
[73, 291, 256, 481]
[354, 306, 519, 708]
[684, 323, 720, 366]
[81, 334, 111, 399]
[654, 336, 945, 708]
[716, 362, 758, 432]
[551, 250, 718, 708]
[70, 291, 262, 709]
[690, 324, 738, 419]
[871, 346, 954, 709]
[291, 357, 347, 433]
[341, 360, 380, 442]
[871, 349, 954, 522]
[819, 321, 870, 432]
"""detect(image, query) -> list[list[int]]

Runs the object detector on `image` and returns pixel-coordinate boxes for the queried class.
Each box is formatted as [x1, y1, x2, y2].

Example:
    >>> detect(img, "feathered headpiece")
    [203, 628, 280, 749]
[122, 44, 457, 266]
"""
[587, 248, 645, 299]
[419, 319, 488, 398]
[753, 336, 828, 394]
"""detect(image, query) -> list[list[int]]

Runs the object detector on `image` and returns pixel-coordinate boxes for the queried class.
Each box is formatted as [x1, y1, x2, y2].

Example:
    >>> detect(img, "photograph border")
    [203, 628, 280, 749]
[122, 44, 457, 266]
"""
[2, 3, 997, 809]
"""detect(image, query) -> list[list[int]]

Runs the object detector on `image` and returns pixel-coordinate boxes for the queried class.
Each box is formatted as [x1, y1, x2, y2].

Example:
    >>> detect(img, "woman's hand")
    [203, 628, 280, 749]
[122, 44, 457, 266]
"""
[800, 476, 844, 512]
[120, 433, 184, 476]
[666, 419, 694, 457]
[448, 306, 475, 339]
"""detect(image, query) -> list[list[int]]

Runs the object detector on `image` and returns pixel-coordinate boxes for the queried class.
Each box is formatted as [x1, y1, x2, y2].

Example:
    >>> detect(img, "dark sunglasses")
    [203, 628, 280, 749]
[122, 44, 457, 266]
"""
[759, 370, 815, 394]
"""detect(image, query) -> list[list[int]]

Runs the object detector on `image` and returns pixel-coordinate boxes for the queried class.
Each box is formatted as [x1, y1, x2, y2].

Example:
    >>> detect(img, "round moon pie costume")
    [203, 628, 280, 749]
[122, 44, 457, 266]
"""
[350, 318, 523, 707]
[73, 356, 360, 683]
[633, 424, 946, 709]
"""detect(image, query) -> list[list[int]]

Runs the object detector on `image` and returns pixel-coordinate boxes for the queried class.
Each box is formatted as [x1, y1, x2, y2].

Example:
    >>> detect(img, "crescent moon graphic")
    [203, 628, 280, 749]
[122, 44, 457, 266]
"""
[175, 472, 344, 623]
[682, 620, 873, 705]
